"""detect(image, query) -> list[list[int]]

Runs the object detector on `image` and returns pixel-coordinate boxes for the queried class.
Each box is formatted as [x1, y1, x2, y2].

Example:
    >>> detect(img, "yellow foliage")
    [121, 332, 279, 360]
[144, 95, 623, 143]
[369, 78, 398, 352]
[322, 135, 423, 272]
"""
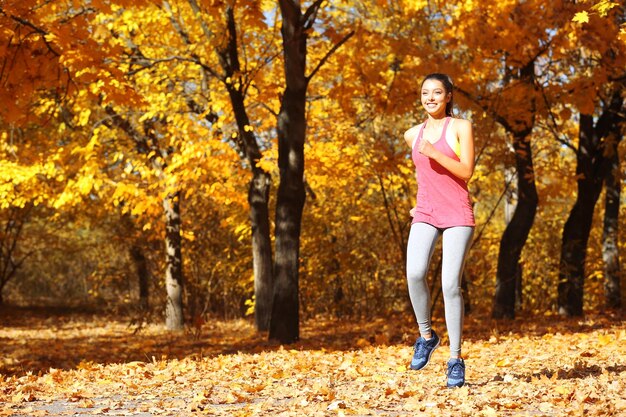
[1, 0, 623, 318]
[401, 0, 428, 12]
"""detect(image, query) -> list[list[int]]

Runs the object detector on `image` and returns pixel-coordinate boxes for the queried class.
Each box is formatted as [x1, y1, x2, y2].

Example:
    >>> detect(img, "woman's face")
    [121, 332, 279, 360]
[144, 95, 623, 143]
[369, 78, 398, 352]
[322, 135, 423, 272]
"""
[421, 79, 450, 117]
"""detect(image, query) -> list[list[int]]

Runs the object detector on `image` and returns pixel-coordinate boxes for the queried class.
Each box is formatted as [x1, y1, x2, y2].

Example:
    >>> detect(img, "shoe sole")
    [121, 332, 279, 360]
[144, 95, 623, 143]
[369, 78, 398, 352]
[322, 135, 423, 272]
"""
[409, 338, 440, 370]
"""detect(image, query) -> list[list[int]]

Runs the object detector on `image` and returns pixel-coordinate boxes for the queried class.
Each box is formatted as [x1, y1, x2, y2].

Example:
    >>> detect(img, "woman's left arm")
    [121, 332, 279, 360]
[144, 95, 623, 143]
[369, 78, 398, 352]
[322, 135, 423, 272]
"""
[417, 119, 475, 182]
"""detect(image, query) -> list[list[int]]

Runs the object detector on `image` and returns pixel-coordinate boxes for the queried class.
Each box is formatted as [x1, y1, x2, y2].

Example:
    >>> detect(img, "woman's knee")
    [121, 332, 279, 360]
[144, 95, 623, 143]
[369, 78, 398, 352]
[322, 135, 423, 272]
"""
[442, 281, 462, 299]
[406, 264, 429, 284]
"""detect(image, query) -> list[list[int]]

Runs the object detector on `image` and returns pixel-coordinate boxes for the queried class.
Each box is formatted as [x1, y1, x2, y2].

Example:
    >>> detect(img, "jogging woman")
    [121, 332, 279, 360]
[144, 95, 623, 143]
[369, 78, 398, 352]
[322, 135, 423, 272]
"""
[403, 73, 475, 388]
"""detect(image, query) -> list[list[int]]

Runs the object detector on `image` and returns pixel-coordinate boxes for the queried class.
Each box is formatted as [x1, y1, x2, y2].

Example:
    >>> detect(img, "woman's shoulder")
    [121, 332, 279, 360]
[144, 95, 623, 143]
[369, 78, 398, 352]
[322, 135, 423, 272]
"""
[449, 117, 471, 126]
[404, 122, 425, 137]
[404, 122, 424, 146]
[449, 117, 472, 136]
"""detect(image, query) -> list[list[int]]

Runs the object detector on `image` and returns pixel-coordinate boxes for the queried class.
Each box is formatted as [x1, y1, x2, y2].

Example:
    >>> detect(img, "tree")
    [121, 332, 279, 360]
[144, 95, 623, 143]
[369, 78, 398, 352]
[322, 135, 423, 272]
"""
[64, 1, 249, 329]
[429, 1, 551, 319]
[556, 4, 625, 316]
[602, 121, 623, 310]
[0, 206, 31, 304]
[558, 87, 624, 315]
[2, 0, 624, 320]
[490, 62, 540, 319]
[268, 0, 354, 343]
[98, 104, 182, 328]
[165, 0, 277, 331]
[268, 0, 317, 343]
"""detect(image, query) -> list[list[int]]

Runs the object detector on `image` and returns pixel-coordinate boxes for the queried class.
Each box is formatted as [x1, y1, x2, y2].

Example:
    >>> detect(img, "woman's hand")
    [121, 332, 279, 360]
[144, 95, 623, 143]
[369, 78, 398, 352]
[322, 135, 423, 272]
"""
[409, 207, 416, 217]
[415, 120, 475, 182]
[417, 139, 438, 159]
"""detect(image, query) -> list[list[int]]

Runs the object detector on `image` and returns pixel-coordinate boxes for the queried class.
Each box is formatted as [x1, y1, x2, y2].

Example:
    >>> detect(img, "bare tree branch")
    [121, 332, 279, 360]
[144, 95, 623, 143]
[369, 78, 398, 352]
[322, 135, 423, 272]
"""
[303, 0, 324, 30]
[537, 83, 576, 152]
[0, 8, 60, 56]
[307, 30, 355, 82]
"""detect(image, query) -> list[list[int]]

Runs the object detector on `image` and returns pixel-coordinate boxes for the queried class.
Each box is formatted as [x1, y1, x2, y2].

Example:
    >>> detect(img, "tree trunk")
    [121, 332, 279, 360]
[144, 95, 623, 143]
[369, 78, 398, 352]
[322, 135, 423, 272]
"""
[269, 0, 310, 344]
[558, 88, 623, 316]
[0, 207, 29, 306]
[493, 130, 538, 319]
[249, 173, 273, 330]
[503, 165, 524, 309]
[131, 245, 150, 311]
[223, 82, 273, 332]
[456, 58, 539, 319]
[164, 192, 184, 330]
[168, 0, 275, 328]
[103, 107, 182, 326]
[602, 148, 621, 310]
[557, 178, 603, 316]
[211, 5, 274, 331]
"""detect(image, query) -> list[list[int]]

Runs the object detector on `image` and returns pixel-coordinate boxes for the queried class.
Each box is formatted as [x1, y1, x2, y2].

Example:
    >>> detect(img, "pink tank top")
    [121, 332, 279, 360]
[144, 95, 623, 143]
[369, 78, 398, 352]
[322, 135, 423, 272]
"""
[411, 117, 475, 228]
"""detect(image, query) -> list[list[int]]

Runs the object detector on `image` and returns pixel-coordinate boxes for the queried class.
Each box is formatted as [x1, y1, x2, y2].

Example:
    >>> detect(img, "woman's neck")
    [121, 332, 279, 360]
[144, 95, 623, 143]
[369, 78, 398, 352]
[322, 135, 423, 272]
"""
[427, 114, 448, 128]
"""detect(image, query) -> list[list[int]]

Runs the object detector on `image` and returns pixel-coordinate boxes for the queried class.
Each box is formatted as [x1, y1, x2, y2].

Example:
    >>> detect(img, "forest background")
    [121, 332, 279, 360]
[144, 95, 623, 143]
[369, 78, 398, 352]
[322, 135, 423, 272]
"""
[1, 0, 625, 342]
[1, 1, 626, 415]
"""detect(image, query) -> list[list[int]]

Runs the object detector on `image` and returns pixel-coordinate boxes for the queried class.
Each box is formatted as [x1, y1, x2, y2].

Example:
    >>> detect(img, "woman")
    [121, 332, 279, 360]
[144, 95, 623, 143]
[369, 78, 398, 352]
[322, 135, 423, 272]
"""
[403, 73, 475, 388]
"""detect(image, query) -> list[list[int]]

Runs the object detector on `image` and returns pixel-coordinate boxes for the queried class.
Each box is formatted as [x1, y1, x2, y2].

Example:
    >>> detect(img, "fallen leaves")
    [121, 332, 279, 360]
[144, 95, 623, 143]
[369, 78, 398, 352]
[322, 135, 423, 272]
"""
[495, 357, 512, 367]
[0, 312, 624, 416]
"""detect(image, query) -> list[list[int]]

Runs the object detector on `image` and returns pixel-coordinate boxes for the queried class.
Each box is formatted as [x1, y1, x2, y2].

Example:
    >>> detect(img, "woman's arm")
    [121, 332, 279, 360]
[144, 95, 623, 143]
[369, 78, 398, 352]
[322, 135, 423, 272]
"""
[416, 119, 475, 182]
[404, 125, 421, 148]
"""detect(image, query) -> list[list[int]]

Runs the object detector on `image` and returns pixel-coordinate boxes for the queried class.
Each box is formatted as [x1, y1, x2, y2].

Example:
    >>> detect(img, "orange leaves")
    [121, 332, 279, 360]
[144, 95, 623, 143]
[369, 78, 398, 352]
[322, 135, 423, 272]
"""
[1, 313, 626, 416]
[1, 0, 137, 124]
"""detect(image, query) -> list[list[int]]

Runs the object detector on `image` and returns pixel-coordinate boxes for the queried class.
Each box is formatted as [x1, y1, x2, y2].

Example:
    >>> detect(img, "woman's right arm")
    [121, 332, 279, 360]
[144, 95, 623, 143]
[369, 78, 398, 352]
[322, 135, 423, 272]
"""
[404, 125, 420, 148]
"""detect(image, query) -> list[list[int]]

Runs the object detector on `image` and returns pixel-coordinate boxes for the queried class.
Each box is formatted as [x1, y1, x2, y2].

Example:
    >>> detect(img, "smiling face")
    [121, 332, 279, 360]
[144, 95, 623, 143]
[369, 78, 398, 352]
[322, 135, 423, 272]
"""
[421, 79, 451, 117]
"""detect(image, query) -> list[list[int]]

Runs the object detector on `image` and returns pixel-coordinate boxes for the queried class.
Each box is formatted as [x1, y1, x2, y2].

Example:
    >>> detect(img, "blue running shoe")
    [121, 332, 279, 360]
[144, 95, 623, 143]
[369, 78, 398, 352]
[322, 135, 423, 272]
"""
[410, 330, 440, 370]
[447, 358, 465, 387]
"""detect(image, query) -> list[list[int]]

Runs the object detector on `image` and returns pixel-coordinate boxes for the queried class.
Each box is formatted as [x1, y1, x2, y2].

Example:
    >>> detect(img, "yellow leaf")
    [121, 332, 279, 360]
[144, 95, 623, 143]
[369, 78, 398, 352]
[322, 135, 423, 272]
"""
[591, 0, 619, 16]
[555, 385, 572, 395]
[481, 406, 498, 417]
[496, 358, 512, 367]
[78, 398, 95, 408]
[538, 402, 553, 412]
[597, 334, 613, 346]
[572, 11, 590, 24]
[78, 109, 91, 126]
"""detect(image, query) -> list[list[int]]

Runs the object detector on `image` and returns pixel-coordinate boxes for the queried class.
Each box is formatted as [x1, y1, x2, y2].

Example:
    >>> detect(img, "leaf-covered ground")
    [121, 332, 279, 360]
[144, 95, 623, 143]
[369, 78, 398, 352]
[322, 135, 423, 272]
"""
[1, 307, 624, 416]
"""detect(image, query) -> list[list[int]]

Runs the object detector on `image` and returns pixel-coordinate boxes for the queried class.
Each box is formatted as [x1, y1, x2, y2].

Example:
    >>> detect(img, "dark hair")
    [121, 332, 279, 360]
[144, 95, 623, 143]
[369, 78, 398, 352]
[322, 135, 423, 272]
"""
[421, 73, 454, 116]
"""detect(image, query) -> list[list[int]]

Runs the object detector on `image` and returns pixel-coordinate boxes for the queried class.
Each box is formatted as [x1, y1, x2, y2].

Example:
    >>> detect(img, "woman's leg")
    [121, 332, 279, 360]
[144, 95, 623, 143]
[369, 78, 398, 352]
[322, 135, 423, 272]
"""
[406, 222, 440, 337]
[441, 226, 474, 358]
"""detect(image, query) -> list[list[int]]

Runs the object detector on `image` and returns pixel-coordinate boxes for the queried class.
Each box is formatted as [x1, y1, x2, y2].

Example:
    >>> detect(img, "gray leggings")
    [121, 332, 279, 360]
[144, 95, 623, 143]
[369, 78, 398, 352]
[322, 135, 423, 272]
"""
[406, 222, 474, 358]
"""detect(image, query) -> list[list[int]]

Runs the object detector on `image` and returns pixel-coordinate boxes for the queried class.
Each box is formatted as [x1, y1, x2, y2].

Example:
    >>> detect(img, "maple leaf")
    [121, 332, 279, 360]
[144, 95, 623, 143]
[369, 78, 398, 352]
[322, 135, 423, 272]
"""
[573, 11, 590, 23]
